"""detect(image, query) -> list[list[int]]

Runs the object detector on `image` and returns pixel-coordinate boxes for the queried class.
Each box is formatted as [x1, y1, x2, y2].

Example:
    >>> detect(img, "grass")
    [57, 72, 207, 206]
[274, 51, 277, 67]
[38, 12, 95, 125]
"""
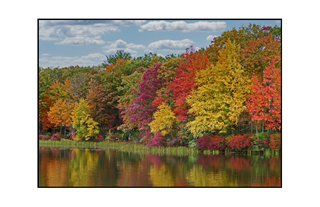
[39, 140, 281, 156]
[39, 140, 200, 156]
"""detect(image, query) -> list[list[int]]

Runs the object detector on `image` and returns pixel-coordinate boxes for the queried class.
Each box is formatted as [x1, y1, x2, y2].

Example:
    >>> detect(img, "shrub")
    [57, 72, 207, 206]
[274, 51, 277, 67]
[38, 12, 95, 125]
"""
[252, 139, 269, 151]
[196, 135, 214, 150]
[211, 135, 227, 150]
[269, 133, 281, 150]
[109, 135, 119, 141]
[166, 137, 181, 147]
[39, 135, 50, 140]
[188, 139, 197, 148]
[230, 134, 253, 151]
[95, 135, 103, 141]
[50, 133, 61, 141]
[251, 133, 269, 151]
[147, 132, 166, 147]
[39, 132, 52, 136]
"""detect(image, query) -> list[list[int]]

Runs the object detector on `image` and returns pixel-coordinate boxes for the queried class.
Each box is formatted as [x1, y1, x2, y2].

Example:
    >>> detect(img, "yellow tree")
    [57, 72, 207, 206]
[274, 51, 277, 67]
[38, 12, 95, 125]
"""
[49, 78, 73, 102]
[48, 99, 73, 136]
[72, 99, 100, 141]
[149, 103, 178, 136]
[187, 40, 252, 137]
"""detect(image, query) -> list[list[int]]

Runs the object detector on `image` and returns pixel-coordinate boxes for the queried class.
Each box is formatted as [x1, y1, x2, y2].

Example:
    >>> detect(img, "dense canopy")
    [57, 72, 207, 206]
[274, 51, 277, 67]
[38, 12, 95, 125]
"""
[39, 24, 281, 145]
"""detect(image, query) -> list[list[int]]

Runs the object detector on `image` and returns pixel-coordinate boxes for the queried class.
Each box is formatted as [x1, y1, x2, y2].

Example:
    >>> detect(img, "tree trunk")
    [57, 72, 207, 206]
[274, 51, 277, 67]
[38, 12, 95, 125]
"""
[64, 126, 67, 138]
[250, 121, 253, 133]
[255, 121, 258, 134]
[60, 124, 62, 134]
[238, 121, 241, 134]
[262, 121, 264, 133]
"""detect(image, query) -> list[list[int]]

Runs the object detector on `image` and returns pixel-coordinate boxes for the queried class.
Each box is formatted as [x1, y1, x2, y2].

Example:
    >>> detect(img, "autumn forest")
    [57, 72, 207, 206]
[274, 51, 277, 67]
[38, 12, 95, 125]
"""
[39, 24, 281, 153]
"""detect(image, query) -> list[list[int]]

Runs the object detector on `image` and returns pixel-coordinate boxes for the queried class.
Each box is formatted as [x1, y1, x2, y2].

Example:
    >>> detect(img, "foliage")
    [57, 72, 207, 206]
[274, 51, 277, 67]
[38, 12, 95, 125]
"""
[242, 34, 281, 80]
[39, 25, 281, 146]
[187, 40, 252, 137]
[252, 132, 268, 140]
[109, 135, 119, 141]
[72, 99, 100, 140]
[51, 133, 62, 141]
[127, 64, 163, 143]
[269, 25, 281, 40]
[149, 103, 178, 136]
[210, 135, 227, 150]
[95, 135, 103, 141]
[147, 132, 166, 147]
[188, 139, 197, 148]
[207, 23, 268, 63]
[250, 132, 269, 151]
[196, 135, 214, 150]
[247, 58, 281, 131]
[169, 50, 211, 122]
[86, 81, 110, 129]
[103, 50, 132, 66]
[269, 133, 281, 150]
[39, 135, 50, 140]
[48, 99, 73, 132]
[229, 134, 253, 151]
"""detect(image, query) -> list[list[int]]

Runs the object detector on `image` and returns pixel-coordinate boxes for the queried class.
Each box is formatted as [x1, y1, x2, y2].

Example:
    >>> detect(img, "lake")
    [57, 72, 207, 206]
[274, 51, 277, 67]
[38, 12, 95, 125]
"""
[39, 147, 281, 187]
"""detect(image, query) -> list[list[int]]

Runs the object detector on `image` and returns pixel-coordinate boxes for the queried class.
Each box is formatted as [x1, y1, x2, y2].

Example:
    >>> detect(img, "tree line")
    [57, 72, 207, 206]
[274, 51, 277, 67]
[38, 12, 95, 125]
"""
[39, 24, 281, 145]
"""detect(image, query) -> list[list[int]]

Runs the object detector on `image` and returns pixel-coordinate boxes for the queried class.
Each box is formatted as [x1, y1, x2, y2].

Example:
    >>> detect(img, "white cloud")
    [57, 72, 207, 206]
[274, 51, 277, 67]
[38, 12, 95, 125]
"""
[103, 39, 145, 50]
[144, 48, 154, 53]
[41, 53, 50, 56]
[156, 54, 165, 58]
[54, 36, 105, 45]
[39, 20, 146, 27]
[206, 35, 217, 41]
[39, 23, 118, 42]
[148, 39, 195, 51]
[276, 20, 281, 24]
[39, 53, 106, 68]
[139, 21, 226, 32]
[39, 20, 146, 45]
[102, 39, 146, 55]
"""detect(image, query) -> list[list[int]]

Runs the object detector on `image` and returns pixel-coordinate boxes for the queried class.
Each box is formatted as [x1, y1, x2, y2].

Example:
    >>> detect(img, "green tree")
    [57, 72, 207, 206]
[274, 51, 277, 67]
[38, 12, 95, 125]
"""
[103, 50, 132, 66]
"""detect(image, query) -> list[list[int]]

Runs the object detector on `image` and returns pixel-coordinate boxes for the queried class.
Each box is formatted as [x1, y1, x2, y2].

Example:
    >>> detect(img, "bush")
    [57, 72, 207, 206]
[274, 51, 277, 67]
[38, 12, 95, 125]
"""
[95, 135, 103, 141]
[188, 139, 197, 148]
[251, 133, 269, 151]
[109, 135, 119, 141]
[269, 133, 281, 150]
[39, 135, 50, 140]
[211, 135, 227, 150]
[50, 133, 61, 141]
[196, 135, 214, 150]
[166, 137, 181, 147]
[230, 134, 253, 151]
[39, 132, 52, 136]
[147, 132, 166, 147]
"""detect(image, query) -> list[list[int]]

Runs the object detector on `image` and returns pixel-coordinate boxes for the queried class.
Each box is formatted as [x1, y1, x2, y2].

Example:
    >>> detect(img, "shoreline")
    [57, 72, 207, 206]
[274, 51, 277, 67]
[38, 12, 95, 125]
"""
[39, 140, 281, 156]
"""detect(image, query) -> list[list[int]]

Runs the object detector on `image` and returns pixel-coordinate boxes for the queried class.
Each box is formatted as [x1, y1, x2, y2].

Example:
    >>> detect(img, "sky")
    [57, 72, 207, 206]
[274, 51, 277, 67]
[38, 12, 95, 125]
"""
[39, 19, 281, 68]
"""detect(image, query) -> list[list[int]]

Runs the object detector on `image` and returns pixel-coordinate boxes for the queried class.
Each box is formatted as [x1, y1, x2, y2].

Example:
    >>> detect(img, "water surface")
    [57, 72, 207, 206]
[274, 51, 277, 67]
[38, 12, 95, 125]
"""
[39, 147, 281, 187]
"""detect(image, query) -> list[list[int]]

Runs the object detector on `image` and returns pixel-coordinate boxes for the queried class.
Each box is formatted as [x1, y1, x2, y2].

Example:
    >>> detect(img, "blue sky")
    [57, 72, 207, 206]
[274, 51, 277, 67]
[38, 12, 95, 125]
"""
[39, 19, 281, 68]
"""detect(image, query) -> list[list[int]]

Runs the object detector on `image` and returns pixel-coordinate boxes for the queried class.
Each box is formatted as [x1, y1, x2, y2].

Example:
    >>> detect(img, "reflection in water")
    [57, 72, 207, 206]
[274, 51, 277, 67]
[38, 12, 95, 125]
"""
[39, 147, 281, 187]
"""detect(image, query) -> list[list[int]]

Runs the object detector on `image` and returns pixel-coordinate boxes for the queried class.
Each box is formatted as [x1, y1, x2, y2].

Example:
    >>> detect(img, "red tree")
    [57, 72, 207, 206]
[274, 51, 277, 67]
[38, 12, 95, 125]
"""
[247, 58, 281, 131]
